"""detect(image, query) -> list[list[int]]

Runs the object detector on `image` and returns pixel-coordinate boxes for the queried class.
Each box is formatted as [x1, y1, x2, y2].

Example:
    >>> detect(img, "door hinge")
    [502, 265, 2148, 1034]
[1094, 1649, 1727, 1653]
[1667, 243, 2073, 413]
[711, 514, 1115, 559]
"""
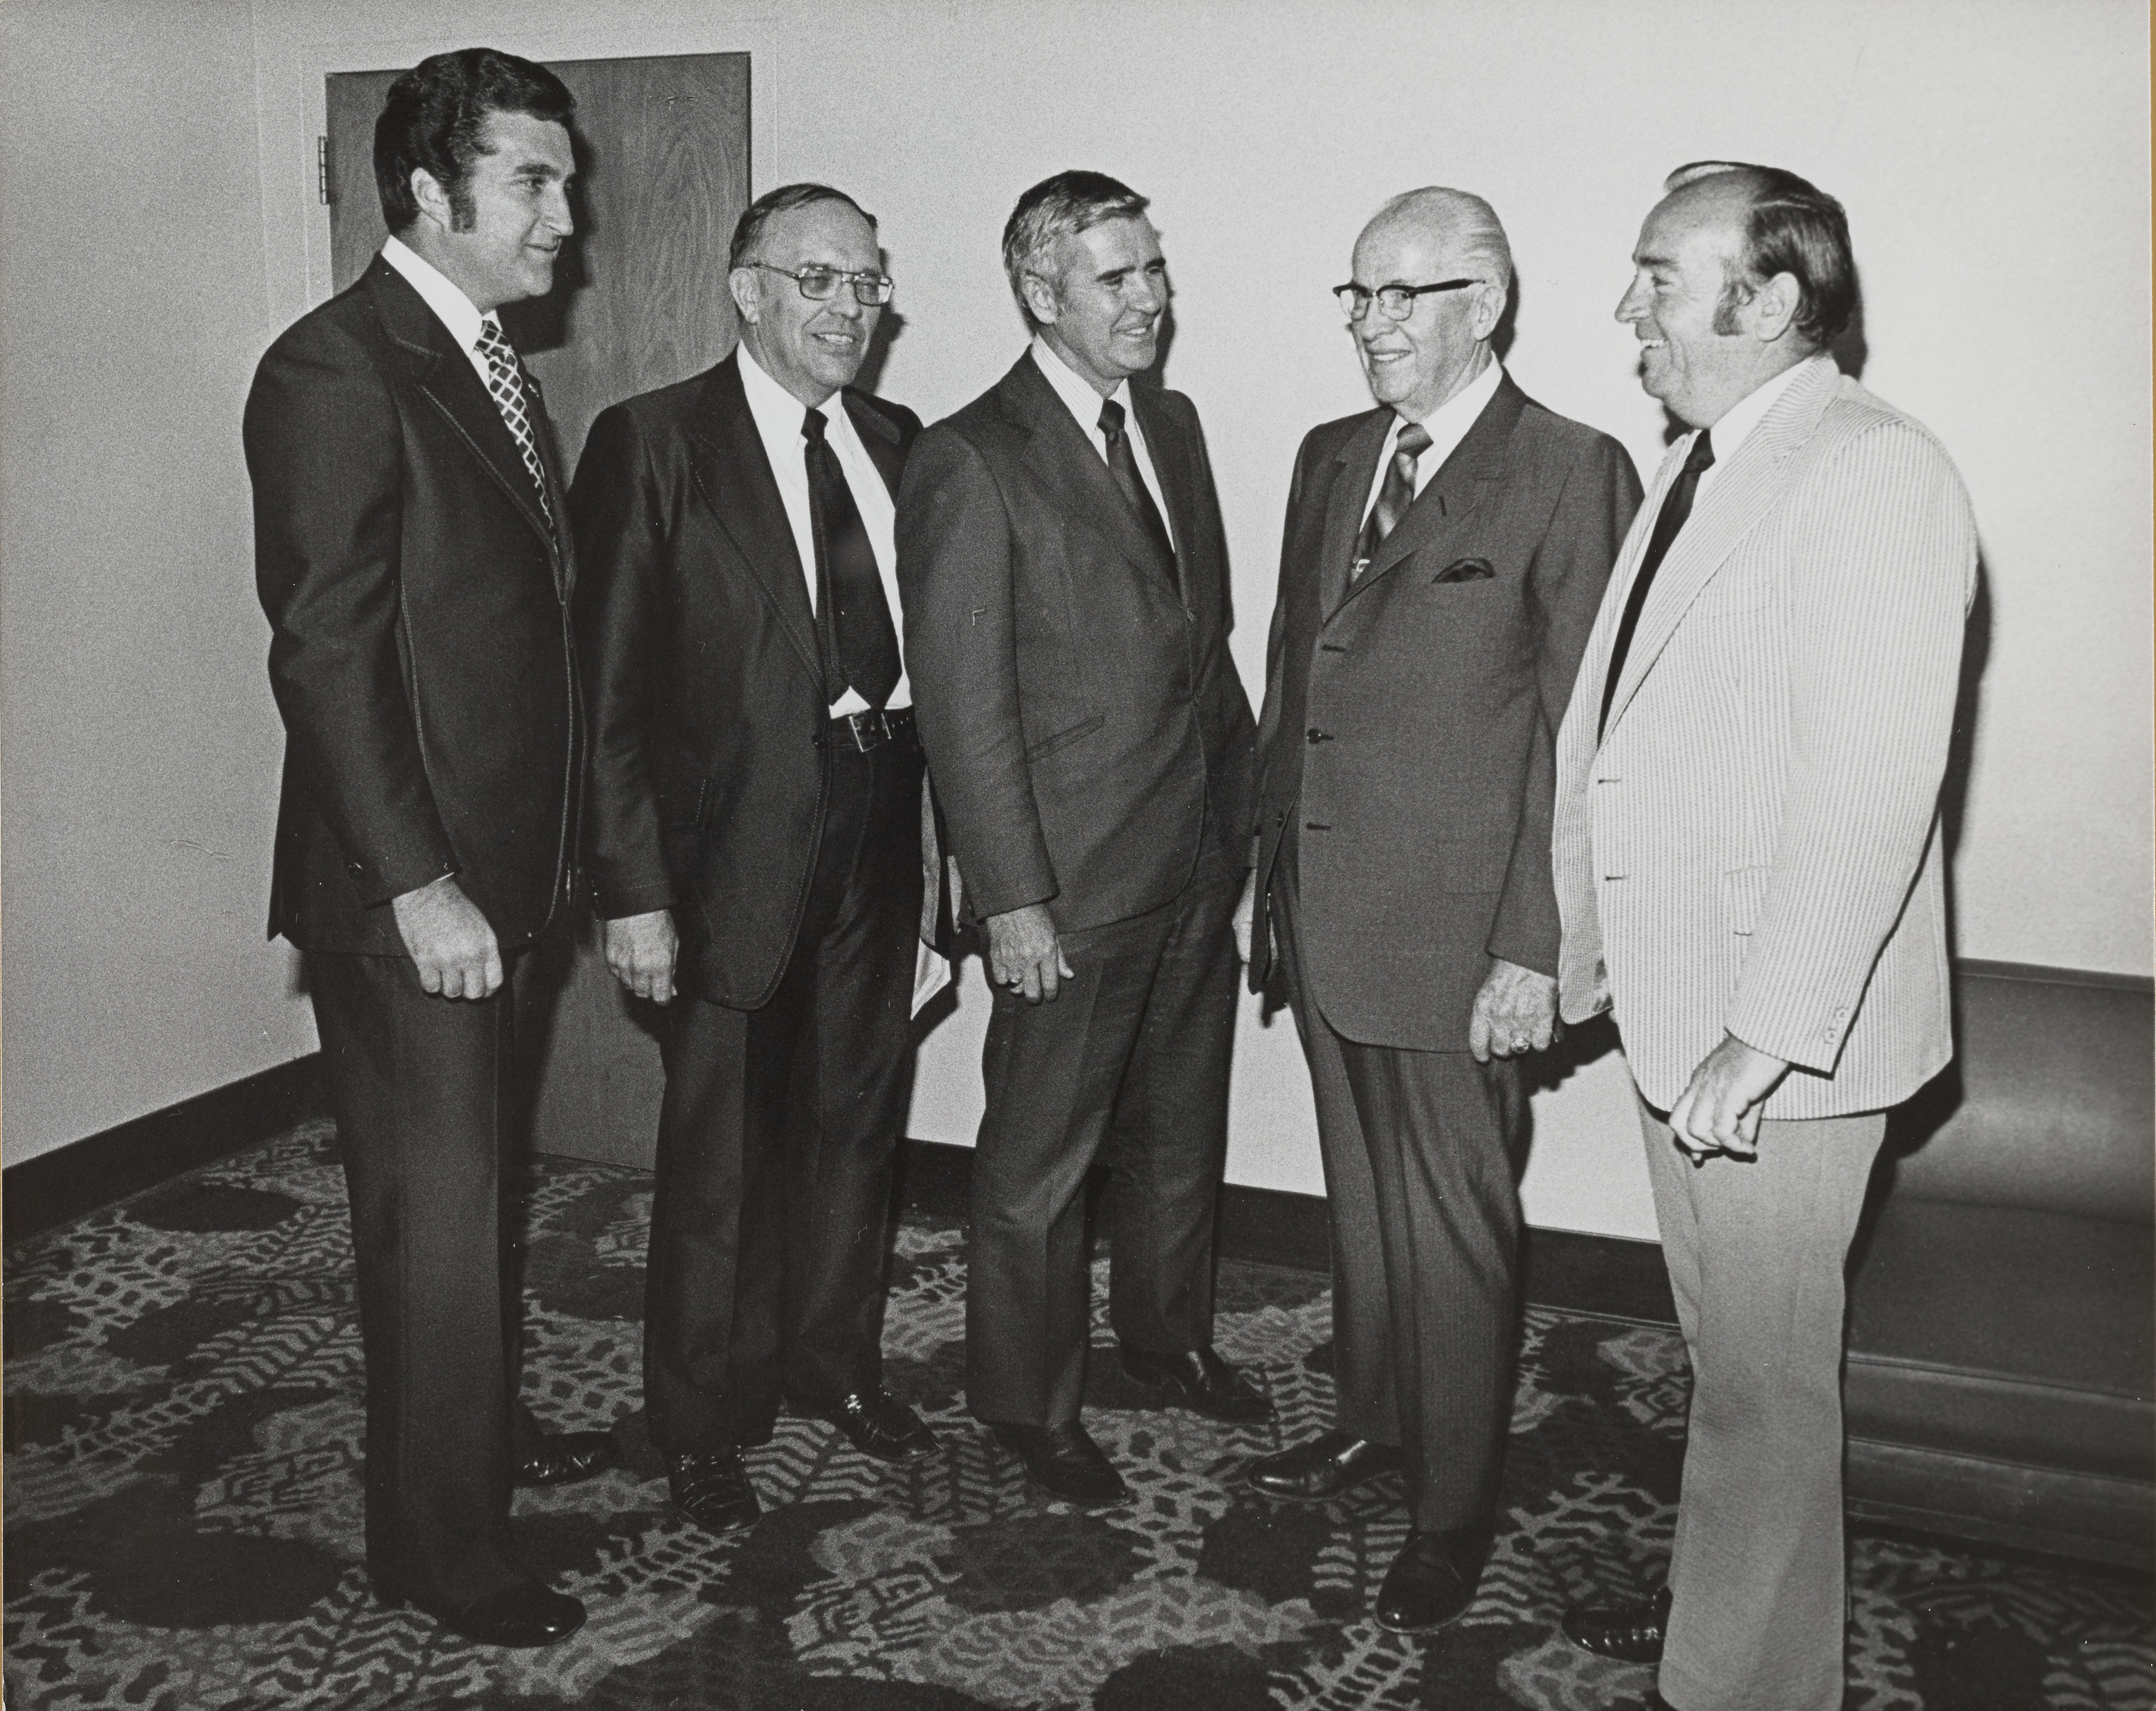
[317, 136, 330, 205]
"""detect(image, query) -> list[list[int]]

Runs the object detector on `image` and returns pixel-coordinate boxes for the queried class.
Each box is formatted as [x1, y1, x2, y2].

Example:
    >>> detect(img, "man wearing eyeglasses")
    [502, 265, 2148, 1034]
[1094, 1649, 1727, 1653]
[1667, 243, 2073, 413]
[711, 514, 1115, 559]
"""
[572, 182, 940, 1537]
[1239, 188, 1640, 1631]
[897, 170, 1261, 1508]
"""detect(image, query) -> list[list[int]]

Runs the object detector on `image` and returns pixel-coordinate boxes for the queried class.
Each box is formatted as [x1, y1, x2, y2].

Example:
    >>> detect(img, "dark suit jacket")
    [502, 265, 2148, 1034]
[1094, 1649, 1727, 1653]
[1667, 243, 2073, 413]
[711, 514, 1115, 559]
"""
[570, 353, 922, 1009]
[897, 354, 1256, 935]
[1250, 374, 1641, 1050]
[246, 256, 581, 955]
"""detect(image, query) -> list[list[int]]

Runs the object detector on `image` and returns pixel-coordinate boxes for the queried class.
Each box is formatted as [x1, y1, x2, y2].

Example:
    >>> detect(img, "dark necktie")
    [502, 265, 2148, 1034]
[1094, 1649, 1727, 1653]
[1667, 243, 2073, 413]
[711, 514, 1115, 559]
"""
[1353, 421, 1434, 577]
[1597, 427, 1716, 738]
[803, 407, 902, 709]
[475, 318, 553, 529]
[1097, 397, 1176, 565]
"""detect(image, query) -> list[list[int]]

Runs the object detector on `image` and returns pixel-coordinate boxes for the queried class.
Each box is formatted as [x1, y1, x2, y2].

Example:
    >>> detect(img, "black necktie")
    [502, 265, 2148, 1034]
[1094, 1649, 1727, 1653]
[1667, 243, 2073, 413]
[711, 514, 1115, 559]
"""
[1598, 427, 1716, 738]
[1353, 421, 1434, 577]
[1097, 398, 1176, 566]
[803, 407, 902, 709]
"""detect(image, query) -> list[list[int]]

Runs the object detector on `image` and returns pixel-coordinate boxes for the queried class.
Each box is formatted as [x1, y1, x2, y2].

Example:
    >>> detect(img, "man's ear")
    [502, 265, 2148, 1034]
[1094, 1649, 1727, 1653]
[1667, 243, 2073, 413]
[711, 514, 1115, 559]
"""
[1019, 271, 1060, 328]
[411, 167, 453, 234]
[728, 266, 762, 326]
[1747, 271, 1803, 344]
[1470, 280, 1508, 343]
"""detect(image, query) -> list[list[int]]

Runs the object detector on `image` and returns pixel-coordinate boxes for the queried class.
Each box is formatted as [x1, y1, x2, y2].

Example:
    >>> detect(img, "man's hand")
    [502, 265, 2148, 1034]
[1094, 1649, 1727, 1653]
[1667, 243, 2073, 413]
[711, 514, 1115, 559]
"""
[1230, 870, 1259, 964]
[985, 903, 1074, 1003]
[1668, 1032, 1791, 1159]
[1468, 958, 1560, 1062]
[604, 909, 678, 1004]
[391, 875, 502, 1000]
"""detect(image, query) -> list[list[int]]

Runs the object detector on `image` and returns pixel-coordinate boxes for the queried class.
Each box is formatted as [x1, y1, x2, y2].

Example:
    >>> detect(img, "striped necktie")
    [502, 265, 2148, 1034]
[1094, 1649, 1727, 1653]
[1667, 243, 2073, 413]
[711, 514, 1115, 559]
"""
[475, 318, 553, 527]
[1353, 421, 1432, 577]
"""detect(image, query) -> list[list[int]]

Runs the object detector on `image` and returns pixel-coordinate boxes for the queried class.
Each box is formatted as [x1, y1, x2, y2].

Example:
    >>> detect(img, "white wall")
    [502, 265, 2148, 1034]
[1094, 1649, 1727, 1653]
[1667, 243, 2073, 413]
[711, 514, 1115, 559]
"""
[4, 1, 2146, 1239]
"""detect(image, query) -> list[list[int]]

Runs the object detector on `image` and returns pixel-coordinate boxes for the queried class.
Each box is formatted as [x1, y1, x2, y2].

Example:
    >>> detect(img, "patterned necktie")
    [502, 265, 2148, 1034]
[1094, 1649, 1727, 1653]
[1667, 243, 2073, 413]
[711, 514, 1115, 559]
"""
[1353, 421, 1434, 577]
[1097, 398, 1176, 566]
[1598, 427, 1717, 738]
[475, 319, 553, 527]
[803, 407, 902, 710]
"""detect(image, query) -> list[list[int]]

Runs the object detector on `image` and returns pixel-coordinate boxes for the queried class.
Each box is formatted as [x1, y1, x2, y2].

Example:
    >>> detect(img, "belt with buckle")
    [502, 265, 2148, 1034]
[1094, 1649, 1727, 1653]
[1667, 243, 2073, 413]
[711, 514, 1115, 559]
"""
[826, 706, 915, 753]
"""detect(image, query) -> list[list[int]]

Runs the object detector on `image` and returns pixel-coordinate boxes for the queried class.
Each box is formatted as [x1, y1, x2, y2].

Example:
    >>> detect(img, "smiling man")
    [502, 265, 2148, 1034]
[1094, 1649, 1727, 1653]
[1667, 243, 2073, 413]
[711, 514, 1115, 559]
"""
[246, 49, 610, 1648]
[1552, 164, 1977, 1711]
[1238, 187, 1638, 1631]
[897, 171, 1261, 1506]
[572, 183, 941, 1539]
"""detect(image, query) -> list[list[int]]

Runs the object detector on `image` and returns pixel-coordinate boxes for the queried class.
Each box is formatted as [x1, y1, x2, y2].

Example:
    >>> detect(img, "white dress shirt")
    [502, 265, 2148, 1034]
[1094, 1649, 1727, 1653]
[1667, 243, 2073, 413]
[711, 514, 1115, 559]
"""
[1358, 353, 1506, 532]
[381, 236, 499, 388]
[1692, 356, 1813, 494]
[1028, 336, 1173, 538]
[737, 342, 909, 714]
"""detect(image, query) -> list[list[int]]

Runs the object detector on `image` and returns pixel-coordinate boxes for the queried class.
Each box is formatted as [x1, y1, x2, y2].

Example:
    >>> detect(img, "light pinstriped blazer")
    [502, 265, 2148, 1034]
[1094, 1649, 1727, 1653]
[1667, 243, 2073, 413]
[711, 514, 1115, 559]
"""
[1551, 355, 1977, 1117]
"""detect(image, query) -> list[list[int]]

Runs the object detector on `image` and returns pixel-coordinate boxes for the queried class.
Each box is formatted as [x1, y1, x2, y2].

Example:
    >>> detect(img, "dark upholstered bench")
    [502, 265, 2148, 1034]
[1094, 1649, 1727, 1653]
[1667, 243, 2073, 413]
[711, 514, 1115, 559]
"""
[1845, 960, 2154, 1567]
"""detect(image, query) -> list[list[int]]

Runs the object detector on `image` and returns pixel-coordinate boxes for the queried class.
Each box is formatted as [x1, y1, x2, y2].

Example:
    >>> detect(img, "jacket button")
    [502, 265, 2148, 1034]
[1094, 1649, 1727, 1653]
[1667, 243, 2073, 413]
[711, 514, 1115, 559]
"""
[1275, 811, 1286, 826]
[346, 861, 365, 878]
[1306, 727, 1331, 745]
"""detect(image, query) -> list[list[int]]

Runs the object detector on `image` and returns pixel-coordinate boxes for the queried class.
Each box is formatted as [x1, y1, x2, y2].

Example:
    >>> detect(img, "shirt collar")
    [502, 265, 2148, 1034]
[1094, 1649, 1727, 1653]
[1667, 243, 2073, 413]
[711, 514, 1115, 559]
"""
[1700, 354, 1819, 464]
[381, 235, 490, 352]
[738, 338, 849, 443]
[1396, 351, 1504, 444]
[1030, 334, 1131, 433]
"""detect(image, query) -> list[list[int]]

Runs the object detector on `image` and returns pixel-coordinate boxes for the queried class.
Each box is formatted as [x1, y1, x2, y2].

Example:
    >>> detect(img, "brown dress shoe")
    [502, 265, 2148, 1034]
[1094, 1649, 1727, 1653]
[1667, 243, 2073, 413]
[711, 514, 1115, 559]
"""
[1563, 1583, 1671, 1663]
[515, 1429, 619, 1488]
[1372, 1525, 1488, 1632]
[1242, 1429, 1404, 1502]
[814, 1388, 940, 1463]
[1119, 1344, 1272, 1423]
[989, 1420, 1130, 1507]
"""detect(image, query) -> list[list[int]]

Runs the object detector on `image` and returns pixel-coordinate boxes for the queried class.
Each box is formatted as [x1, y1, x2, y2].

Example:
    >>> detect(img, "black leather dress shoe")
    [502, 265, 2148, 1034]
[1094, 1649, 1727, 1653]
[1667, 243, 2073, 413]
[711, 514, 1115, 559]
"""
[1373, 1526, 1488, 1632]
[382, 1580, 585, 1648]
[515, 1430, 619, 1488]
[815, 1389, 940, 1463]
[666, 1449, 760, 1535]
[990, 1420, 1129, 1507]
[1119, 1344, 1272, 1423]
[1242, 1429, 1404, 1502]
[1563, 1583, 1671, 1663]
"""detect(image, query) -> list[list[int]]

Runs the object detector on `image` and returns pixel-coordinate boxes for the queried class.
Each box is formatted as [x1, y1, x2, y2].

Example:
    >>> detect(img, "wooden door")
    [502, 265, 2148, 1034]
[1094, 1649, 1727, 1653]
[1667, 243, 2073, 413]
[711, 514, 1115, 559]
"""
[324, 53, 751, 1169]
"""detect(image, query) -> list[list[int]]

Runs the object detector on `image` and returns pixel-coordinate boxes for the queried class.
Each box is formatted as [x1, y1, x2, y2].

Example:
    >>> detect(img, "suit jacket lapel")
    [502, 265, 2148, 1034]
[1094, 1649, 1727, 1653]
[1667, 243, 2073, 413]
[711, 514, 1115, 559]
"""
[1002, 356, 1178, 584]
[1603, 357, 1842, 734]
[1129, 384, 1196, 598]
[685, 354, 823, 686]
[1320, 410, 1392, 615]
[370, 260, 562, 571]
[1340, 374, 1527, 613]
[843, 388, 906, 499]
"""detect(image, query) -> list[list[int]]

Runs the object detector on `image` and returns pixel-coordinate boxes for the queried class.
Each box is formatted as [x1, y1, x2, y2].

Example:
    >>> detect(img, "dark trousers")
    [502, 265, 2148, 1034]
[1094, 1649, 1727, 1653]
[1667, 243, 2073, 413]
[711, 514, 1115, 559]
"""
[307, 944, 556, 1607]
[642, 735, 924, 1454]
[966, 841, 1241, 1426]
[1274, 866, 1526, 1532]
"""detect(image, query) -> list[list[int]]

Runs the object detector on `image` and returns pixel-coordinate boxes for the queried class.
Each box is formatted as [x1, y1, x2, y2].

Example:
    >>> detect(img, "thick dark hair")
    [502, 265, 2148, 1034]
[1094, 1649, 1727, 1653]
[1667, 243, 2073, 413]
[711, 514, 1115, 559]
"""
[1001, 170, 1150, 323]
[374, 48, 574, 233]
[728, 183, 879, 271]
[1665, 160, 1856, 349]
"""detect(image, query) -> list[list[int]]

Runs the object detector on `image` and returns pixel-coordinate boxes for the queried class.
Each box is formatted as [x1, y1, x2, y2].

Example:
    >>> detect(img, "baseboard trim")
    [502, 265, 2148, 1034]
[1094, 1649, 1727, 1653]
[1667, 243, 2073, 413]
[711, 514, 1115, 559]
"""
[894, 1136, 1677, 1324]
[3, 1053, 331, 1245]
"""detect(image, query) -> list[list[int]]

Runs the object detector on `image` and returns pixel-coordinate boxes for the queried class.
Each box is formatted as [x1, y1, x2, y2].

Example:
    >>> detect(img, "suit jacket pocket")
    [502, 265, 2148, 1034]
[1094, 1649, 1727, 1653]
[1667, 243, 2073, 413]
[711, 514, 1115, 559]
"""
[1721, 864, 1771, 935]
[1025, 714, 1105, 763]
[1434, 556, 1497, 583]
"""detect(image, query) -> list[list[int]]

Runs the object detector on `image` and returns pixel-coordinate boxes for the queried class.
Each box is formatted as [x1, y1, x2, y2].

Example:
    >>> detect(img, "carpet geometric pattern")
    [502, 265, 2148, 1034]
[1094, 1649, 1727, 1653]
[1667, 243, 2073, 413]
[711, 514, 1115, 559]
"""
[6, 1121, 2150, 1710]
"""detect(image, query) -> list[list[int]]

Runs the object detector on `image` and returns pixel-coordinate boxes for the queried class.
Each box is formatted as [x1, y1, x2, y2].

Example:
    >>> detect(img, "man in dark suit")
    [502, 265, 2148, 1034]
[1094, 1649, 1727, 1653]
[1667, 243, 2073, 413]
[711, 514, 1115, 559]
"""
[246, 48, 615, 1649]
[897, 170, 1263, 1509]
[573, 183, 940, 1537]
[1239, 188, 1640, 1630]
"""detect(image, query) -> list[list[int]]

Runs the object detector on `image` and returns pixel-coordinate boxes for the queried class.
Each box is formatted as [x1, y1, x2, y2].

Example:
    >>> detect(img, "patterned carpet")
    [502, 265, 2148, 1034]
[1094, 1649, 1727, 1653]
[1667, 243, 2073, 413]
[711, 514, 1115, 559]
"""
[6, 1120, 2151, 1710]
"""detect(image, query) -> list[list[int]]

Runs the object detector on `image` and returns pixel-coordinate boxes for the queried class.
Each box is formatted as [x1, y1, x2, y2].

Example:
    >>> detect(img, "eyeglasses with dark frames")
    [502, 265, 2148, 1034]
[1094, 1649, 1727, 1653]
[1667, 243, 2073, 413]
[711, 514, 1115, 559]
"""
[1334, 278, 1479, 322]
[746, 262, 895, 306]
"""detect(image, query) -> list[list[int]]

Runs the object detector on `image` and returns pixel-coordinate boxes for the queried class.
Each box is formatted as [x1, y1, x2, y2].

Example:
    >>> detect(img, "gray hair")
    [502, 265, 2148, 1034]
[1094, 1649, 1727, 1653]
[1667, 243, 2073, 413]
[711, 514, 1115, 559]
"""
[1369, 186, 1514, 295]
[1000, 169, 1150, 324]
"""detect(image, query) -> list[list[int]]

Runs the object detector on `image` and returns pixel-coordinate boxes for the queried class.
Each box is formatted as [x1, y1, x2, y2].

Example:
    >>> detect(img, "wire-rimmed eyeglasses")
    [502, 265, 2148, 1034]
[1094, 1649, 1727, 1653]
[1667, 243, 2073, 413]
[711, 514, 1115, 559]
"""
[747, 262, 895, 306]
[1335, 278, 1479, 322]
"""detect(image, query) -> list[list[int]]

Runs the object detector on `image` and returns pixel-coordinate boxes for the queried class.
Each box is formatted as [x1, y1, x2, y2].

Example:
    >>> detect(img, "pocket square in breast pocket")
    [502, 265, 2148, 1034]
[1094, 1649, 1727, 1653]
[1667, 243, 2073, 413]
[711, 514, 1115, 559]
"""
[1434, 556, 1496, 583]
